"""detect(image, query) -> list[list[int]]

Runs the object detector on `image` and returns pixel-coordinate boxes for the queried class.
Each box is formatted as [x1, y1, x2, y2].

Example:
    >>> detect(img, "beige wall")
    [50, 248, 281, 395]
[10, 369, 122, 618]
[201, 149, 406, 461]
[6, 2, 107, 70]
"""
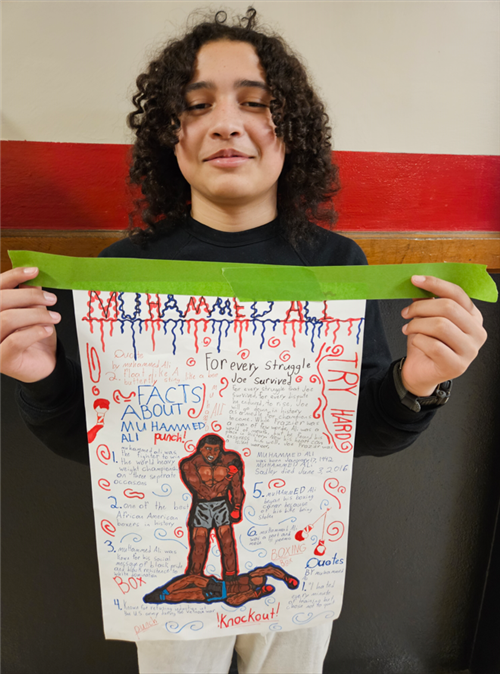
[2, 1, 499, 154]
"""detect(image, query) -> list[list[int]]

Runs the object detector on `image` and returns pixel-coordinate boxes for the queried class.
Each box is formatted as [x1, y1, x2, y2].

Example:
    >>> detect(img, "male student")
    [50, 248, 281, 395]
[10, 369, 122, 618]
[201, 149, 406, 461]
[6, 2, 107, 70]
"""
[0, 8, 487, 674]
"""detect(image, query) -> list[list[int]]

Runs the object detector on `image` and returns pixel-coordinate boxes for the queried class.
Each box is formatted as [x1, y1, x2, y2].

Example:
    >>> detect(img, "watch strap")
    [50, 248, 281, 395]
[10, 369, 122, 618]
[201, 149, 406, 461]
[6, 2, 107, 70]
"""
[393, 358, 452, 413]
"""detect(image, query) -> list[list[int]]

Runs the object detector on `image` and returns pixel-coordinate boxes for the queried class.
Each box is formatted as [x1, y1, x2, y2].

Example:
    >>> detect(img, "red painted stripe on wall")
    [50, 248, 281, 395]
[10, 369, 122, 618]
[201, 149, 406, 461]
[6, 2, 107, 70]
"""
[2, 140, 499, 232]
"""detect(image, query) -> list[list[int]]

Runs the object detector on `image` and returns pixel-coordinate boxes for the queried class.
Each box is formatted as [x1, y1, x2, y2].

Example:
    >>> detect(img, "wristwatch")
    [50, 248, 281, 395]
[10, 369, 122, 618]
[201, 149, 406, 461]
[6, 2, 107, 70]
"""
[393, 358, 452, 413]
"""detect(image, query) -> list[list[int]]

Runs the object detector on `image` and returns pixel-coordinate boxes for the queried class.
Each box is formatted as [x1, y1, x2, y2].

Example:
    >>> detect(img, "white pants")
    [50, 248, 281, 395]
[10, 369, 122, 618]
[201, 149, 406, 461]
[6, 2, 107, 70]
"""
[136, 622, 333, 674]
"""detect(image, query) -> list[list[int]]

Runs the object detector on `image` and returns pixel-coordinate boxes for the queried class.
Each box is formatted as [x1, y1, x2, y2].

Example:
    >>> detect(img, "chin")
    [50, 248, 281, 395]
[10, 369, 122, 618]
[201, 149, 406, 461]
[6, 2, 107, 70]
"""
[205, 177, 263, 198]
[209, 187, 255, 203]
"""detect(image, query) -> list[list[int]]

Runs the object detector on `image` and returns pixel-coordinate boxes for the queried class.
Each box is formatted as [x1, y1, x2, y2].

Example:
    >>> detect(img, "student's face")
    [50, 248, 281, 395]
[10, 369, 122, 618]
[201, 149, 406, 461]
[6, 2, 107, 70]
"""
[175, 40, 286, 218]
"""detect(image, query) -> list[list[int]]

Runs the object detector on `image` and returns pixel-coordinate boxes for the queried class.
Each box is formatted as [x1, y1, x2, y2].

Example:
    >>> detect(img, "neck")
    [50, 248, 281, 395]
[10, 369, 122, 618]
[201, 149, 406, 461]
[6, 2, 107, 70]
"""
[190, 192, 278, 232]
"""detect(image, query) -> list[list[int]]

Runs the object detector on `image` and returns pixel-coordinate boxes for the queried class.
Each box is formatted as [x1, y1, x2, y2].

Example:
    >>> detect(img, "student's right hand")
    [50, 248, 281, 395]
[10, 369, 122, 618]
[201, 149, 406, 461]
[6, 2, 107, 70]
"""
[0, 267, 60, 382]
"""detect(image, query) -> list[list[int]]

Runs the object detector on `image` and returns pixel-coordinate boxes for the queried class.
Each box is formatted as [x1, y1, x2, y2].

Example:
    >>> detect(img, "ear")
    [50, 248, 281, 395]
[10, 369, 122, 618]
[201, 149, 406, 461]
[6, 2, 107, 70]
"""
[173, 121, 183, 154]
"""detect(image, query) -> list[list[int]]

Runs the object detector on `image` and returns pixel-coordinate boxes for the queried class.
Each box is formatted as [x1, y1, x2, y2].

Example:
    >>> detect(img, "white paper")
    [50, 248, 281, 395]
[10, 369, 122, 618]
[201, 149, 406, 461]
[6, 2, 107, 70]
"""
[73, 291, 366, 641]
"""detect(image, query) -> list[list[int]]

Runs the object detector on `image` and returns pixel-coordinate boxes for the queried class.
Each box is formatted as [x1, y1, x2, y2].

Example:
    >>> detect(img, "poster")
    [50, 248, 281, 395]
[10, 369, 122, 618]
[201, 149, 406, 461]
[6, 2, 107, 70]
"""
[7, 251, 488, 643]
[73, 290, 366, 641]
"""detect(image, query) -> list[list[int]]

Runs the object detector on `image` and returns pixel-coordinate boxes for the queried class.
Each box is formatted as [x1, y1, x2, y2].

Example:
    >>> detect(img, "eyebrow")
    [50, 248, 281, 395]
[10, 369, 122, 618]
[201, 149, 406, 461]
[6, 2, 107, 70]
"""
[184, 79, 270, 94]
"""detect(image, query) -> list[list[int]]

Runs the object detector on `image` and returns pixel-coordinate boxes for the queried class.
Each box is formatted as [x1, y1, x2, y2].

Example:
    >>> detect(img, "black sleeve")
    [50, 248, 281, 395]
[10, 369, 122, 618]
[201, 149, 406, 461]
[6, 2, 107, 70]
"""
[14, 247, 119, 465]
[16, 340, 90, 464]
[355, 298, 437, 458]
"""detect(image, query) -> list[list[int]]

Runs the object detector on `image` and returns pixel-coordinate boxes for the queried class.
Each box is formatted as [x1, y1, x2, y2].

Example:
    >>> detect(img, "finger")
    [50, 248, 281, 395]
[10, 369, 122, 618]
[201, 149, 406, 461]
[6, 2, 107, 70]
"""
[410, 275, 479, 316]
[403, 316, 480, 361]
[0, 307, 61, 342]
[0, 324, 55, 377]
[16, 284, 48, 310]
[405, 332, 466, 379]
[0, 267, 39, 291]
[0, 287, 57, 312]
[402, 297, 486, 341]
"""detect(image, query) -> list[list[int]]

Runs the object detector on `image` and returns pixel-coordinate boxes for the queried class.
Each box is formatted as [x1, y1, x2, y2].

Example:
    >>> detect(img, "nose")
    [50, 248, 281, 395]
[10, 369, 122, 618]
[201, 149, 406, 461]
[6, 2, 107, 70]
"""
[209, 100, 243, 139]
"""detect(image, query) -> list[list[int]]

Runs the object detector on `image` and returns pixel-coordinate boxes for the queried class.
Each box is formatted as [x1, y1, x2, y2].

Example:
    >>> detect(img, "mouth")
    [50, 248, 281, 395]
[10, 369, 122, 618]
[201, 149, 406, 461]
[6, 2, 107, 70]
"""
[204, 149, 251, 161]
[203, 149, 252, 167]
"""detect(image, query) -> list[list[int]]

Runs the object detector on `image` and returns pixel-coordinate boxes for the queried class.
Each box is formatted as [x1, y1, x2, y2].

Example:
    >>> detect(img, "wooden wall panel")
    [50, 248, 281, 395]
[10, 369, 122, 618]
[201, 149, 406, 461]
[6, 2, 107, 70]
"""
[2, 230, 499, 274]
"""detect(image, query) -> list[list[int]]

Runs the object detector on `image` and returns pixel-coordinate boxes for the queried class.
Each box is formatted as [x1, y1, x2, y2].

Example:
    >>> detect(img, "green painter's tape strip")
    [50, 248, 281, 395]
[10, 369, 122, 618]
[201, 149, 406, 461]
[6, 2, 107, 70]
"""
[8, 251, 498, 302]
[222, 266, 325, 301]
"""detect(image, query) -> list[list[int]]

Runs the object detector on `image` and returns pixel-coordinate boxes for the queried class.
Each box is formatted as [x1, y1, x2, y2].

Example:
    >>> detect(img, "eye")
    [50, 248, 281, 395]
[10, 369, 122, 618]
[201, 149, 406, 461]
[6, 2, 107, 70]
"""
[185, 102, 211, 112]
[242, 101, 268, 108]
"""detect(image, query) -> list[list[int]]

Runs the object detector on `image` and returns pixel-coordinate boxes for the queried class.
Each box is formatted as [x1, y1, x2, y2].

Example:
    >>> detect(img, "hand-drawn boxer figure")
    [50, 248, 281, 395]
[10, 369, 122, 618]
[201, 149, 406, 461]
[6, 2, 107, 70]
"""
[87, 398, 110, 444]
[180, 434, 245, 579]
[143, 564, 298, 606]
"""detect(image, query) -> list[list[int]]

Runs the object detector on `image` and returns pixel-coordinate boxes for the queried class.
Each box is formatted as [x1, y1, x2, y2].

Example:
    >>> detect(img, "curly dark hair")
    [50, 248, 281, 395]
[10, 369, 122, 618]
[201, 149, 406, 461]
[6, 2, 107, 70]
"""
[195, 434, 224, 452]
[127, 6, 340, 246]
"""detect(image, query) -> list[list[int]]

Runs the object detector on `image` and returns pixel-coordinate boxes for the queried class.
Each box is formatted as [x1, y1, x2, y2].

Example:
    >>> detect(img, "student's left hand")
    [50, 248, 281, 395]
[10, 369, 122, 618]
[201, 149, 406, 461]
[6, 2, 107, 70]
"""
[400, 275, 487, 397]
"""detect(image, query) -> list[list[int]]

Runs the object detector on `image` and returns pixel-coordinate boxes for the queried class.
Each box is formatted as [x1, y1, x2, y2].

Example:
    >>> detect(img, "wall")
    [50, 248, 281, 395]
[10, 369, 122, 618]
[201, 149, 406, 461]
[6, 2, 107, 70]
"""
[2, 1, 500, 243]
[1, 3, 499, 673]
[3, 1, 499, 153]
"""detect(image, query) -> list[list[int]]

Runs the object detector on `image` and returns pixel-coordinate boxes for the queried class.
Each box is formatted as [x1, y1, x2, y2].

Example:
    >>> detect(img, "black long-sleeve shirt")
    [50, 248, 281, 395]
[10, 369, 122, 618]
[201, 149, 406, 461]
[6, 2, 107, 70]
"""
[16, 216, 437, 464]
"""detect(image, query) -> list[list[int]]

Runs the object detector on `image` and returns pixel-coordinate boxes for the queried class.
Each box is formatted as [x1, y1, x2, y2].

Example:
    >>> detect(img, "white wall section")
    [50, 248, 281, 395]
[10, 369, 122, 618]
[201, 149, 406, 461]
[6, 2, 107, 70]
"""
[2, 1, 499, 154]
